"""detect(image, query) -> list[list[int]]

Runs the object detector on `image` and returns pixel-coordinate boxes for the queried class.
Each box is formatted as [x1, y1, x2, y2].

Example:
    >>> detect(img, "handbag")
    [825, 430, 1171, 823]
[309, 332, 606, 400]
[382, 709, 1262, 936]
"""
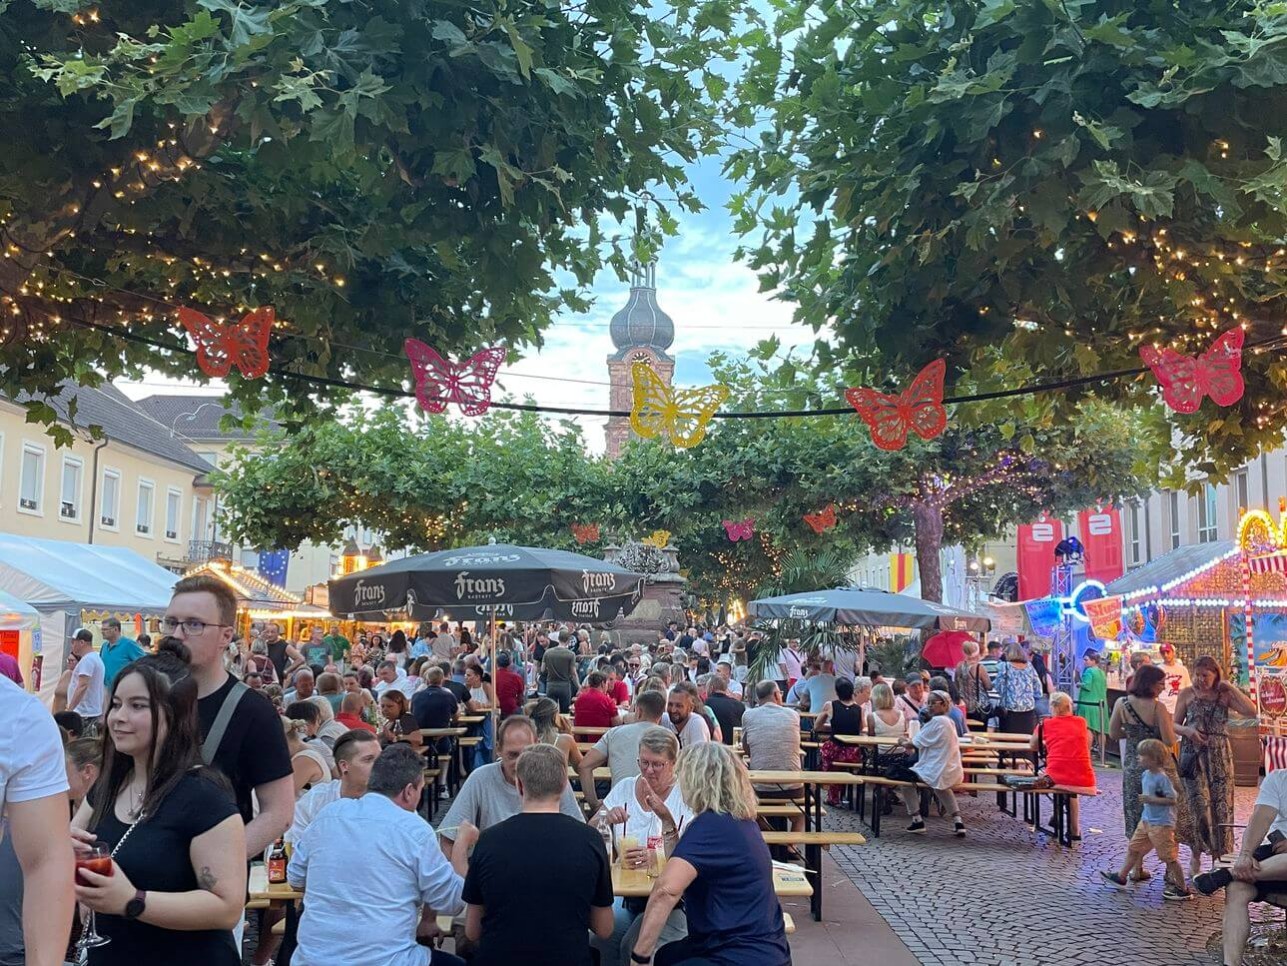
[971, 663, 1000, 719]
[1178, 739, 1200, 780]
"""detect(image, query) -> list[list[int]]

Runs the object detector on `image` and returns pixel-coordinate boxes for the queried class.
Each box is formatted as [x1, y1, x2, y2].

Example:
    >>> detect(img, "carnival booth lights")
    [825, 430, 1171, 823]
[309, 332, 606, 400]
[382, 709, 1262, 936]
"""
[1105, 540, 1245, 683]
[1236, 505, 1287, 735]
[184, 560, 329, 639]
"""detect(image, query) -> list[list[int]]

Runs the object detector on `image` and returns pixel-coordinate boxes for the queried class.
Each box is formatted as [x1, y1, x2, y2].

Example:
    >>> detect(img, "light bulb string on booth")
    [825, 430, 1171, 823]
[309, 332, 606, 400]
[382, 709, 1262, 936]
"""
[22, 283, 1287, 420]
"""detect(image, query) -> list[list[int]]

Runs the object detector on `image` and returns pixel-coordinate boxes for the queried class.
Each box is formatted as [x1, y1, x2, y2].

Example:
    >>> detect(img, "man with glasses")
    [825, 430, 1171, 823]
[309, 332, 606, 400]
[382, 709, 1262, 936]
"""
[164, 574, 294, 940]
[577, 690, 668, 812]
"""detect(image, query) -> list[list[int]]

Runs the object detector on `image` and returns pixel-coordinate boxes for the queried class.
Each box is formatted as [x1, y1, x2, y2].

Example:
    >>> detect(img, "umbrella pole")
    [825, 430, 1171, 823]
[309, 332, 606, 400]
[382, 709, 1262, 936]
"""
[490, 608, 499, 738]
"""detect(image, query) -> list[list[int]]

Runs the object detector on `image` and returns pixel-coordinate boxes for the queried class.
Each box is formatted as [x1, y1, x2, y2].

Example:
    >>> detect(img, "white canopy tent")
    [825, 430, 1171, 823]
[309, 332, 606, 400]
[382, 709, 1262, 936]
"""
[0, 535, 177, 702]
[0, 587, 40, 691]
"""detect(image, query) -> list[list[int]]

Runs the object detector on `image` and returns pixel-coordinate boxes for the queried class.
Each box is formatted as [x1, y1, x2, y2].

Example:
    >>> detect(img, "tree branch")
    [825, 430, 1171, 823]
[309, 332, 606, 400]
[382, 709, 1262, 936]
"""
[0, 102, 239, 299]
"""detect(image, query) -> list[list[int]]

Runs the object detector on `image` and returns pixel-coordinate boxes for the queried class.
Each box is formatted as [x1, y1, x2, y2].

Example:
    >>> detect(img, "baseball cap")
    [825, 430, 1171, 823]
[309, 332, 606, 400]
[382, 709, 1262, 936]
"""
[72, 627, 93, 643]
[1159, 642, 1174, 653]
[716, 655, 733, 666]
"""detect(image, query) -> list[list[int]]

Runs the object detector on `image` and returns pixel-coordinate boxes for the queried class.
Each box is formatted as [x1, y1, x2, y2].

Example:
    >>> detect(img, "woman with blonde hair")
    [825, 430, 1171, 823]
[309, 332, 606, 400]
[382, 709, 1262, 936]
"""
[283, 716, 328, 798]
[629, 742, 789, 966]
[525, 695, 583, 767]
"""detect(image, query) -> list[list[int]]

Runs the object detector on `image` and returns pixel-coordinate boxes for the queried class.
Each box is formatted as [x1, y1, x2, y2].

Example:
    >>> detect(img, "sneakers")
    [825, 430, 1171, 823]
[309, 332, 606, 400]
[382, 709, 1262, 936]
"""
[907, 818, 926, 834]
[1192, 869, 1232, 896]
[1163, 883, 1194, 901]
[953, 819, 966, 838]
[1129, 868, 1152, 882]
[1100, 870, 1129, 889]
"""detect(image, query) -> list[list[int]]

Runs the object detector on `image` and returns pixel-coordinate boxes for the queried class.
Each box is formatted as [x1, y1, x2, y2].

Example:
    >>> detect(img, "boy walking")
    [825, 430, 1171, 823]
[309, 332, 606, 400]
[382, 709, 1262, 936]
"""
[1100, 739, 1193, 900]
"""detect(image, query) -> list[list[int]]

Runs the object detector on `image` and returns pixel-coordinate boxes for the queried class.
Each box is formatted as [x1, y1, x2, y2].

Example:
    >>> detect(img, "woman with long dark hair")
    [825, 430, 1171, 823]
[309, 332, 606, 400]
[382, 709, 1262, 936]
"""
[70, 639, 245, 964]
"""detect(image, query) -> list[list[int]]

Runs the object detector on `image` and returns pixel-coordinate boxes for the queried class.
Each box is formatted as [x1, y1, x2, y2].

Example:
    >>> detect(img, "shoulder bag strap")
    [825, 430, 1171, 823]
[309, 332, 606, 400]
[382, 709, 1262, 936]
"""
[202, 680, 251, 765]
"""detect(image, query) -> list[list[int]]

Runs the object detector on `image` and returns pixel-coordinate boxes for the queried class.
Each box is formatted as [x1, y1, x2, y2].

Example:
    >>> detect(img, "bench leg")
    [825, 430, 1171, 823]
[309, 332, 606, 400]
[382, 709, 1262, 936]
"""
[872, 785, 882, 838]
[807, 842, 823, 921]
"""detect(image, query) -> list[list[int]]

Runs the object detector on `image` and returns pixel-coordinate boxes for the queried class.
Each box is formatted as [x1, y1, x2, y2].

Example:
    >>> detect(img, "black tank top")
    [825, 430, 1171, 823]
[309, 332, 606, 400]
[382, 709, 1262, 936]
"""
[829, 699, 864, 737]
[266, 640, 289, 681]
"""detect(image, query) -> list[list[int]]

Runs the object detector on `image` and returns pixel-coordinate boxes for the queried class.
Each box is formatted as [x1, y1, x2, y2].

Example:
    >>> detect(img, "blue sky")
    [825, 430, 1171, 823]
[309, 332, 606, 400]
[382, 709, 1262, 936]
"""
[499, 150, 822, 449]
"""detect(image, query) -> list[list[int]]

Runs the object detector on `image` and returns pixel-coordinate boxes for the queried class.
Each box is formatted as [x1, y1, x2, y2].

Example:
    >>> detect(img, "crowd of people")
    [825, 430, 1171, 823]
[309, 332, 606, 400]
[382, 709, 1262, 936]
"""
[4, 595, 1287, 966]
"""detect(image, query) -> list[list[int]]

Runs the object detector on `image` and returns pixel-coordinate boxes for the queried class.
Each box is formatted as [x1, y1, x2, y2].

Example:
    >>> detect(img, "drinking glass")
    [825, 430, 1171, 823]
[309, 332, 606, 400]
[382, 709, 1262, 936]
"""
[75, 842, 113, 951]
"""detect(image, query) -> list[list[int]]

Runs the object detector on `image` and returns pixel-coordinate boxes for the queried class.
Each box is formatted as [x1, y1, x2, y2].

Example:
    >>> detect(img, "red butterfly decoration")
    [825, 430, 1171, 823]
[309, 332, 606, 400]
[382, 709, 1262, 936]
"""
[178, 306, 274, 379]
[1139, 327, 1245, 414]
[844, 360, 948, 451]
[571, 522, 600, 545]
[804, 505, 837, 534]
[722, 517, 755, 542]
[404, 340, 507, 417]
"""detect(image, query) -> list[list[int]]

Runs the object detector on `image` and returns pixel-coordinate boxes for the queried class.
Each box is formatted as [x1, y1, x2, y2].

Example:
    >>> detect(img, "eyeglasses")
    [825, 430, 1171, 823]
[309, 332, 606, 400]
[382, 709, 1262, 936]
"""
[636, 758, 669, 772]
[160, 617, 231, 635]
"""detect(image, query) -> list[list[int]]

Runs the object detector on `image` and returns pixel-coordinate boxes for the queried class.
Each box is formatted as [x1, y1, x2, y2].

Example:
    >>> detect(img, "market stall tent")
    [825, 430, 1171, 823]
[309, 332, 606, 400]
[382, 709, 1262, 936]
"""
[0, 588, 40, 692]
[0, 535, 177, 703]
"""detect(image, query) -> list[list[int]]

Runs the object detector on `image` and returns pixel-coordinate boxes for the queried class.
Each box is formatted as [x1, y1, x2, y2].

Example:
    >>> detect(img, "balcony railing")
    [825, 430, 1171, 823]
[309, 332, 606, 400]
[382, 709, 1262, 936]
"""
[187, 539, 233, 564]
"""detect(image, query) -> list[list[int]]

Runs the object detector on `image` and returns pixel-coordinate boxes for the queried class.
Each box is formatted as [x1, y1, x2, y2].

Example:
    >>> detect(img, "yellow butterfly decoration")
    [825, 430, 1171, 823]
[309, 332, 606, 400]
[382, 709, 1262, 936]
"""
[643, 529, 672, 548]
[629, 361, 729, 449]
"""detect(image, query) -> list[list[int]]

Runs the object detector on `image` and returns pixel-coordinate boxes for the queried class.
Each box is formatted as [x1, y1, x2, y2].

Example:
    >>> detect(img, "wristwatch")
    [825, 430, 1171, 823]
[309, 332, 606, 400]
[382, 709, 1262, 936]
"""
[630, 952, 652, 964]
[123, 889, 147, 920]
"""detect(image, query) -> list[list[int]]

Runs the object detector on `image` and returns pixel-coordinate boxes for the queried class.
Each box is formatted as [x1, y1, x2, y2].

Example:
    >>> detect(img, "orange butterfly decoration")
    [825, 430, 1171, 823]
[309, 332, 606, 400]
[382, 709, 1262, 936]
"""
[804, 505, 837, 534]
[844, 360, 948, 451]
[571, 522, 600, 545]
[178, 306, 275, 379]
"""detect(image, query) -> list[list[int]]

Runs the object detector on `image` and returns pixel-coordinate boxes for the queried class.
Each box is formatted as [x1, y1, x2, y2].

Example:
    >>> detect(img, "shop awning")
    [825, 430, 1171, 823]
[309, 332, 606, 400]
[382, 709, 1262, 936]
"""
[1105, 541, 1238, 601]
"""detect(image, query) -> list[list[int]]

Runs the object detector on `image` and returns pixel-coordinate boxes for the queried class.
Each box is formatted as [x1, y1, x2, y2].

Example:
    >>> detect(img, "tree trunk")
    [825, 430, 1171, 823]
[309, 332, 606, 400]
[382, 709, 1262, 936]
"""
[912, 500, 944, 604]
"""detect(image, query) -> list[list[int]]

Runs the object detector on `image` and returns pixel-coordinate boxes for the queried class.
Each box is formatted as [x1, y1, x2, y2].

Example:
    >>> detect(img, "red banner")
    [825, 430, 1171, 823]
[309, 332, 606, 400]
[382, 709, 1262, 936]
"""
[1017, 515, 1064, 601]
[1078, 507, 1125, 584]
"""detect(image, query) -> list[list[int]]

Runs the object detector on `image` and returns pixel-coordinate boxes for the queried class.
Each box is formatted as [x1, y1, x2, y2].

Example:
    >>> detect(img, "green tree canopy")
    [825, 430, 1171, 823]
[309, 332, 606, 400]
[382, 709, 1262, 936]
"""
[729, 0, 1287, 481]
[216, 355, 1158, 603]
[1, 0, 745, 436]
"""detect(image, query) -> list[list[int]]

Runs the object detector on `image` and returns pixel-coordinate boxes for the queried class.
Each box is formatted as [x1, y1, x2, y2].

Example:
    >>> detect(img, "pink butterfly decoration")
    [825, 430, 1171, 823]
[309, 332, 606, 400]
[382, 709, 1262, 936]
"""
[722, 517, 755, 542]
[1139, 327, 1245, 414]
[404, 340, 507, 417]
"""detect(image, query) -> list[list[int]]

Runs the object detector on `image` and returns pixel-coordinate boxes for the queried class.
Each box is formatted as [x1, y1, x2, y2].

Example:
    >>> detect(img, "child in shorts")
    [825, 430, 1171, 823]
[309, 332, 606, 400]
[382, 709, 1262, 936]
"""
[1100, 738, 1193, 900]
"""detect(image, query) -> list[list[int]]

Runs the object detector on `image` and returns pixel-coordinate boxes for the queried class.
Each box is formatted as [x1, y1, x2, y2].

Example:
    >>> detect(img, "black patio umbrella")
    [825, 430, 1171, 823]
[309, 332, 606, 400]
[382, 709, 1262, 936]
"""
[328, 543, 647, 623]
[747, 586, 990, 633]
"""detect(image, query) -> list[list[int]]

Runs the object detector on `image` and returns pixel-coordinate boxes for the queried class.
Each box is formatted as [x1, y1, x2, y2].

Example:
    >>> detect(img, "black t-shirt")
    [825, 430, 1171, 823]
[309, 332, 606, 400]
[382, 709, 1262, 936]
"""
[462, 812, 612, 966]
[705, 693, 745, 746]
[443, 678, 471, 705]
[88, 771, 240, 965]
[197, 674, 293, 825]
[412, 686, 458, 730]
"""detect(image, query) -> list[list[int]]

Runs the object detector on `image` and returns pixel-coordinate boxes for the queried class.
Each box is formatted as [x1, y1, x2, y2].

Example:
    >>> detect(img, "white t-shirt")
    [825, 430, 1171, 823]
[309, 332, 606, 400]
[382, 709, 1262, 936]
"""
[1158, 661, 1191, 714]
[662, 712, 710, 748]
[602, 777, 693, 843]
[1255, 768, 1287, 841]
[72, 650, 106, 718]
[1, 677, 69, 824]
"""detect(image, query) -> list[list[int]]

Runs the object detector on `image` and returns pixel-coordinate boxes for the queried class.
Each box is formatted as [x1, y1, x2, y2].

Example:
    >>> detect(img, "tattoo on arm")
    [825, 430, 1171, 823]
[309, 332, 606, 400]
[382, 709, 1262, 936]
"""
[198, 866, 218, 891]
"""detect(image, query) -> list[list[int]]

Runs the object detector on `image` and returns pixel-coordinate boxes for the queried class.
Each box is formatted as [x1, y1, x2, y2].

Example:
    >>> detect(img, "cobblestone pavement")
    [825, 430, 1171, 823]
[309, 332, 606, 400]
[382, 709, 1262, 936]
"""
[821, 767, 1274, 966]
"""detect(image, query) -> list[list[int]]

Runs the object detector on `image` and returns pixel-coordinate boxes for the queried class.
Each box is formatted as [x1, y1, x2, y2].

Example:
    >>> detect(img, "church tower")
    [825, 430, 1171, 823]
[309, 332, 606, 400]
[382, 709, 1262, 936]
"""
[605, 262, 675, 458]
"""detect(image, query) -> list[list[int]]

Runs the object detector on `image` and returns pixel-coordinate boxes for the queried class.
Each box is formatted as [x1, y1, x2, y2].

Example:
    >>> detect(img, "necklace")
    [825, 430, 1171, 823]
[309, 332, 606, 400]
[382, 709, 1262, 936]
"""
[126, 779, 146, 819]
